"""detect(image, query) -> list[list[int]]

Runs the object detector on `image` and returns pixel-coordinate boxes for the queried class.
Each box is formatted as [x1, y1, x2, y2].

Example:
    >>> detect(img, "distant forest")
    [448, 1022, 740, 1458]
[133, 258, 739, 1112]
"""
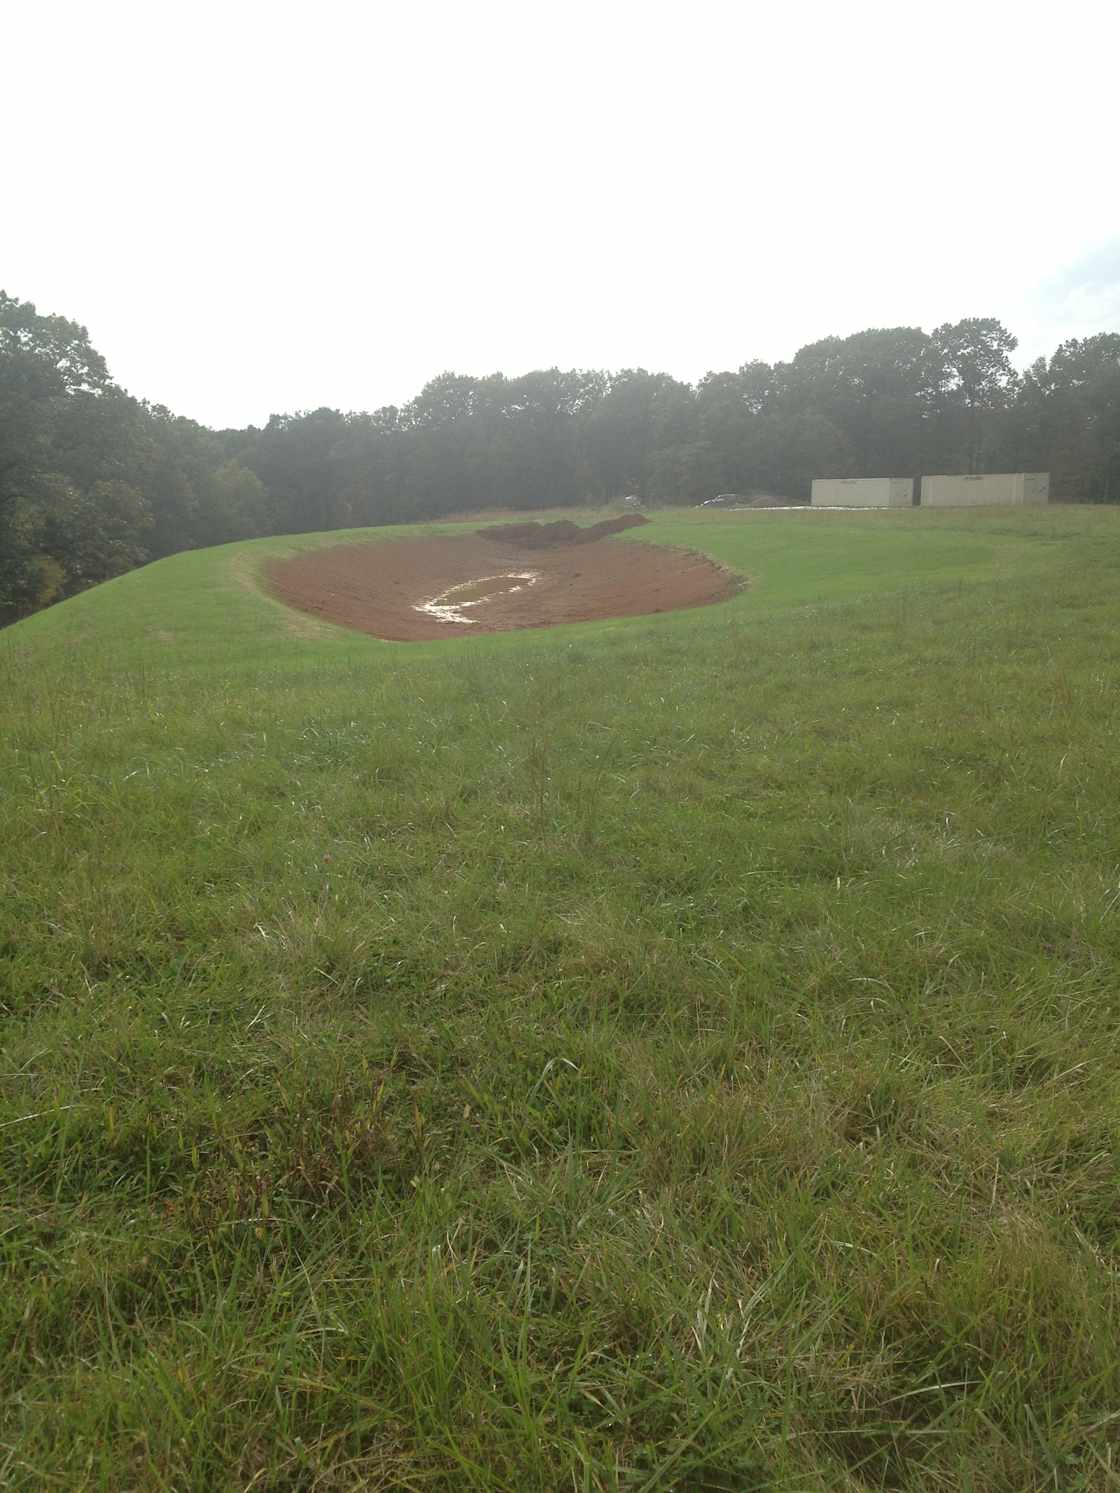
[3, 289, 1119, 624]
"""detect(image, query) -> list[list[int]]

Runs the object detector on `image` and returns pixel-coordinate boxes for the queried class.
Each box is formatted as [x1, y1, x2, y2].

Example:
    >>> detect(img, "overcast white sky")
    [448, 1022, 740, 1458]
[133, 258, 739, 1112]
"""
[5, 0, 1118, 428]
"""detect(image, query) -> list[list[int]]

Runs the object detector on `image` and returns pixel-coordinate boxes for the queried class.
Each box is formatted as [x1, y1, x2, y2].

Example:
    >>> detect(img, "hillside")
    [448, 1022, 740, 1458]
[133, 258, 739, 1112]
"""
[3, 507, 1120, 1490]
[7, 288, 1120, 631]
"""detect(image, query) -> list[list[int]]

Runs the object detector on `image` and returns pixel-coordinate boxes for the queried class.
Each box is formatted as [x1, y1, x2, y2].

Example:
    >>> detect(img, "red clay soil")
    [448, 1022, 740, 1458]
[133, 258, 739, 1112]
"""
[265, 531, 737, 642]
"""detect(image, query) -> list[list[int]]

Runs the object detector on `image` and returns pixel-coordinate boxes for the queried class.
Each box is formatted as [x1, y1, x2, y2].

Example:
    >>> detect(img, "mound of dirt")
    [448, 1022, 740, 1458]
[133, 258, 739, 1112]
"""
[265, 530, 736, 642]
[478, 514, 650, 547]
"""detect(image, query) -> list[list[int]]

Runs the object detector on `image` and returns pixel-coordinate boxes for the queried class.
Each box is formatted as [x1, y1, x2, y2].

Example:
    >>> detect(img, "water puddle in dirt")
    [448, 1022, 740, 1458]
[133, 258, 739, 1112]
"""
[414, 571, 541, 625]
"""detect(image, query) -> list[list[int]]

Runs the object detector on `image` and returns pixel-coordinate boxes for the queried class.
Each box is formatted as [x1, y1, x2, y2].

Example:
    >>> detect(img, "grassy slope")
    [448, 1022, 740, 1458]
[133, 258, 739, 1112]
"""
[2, 507, 1119, 1490]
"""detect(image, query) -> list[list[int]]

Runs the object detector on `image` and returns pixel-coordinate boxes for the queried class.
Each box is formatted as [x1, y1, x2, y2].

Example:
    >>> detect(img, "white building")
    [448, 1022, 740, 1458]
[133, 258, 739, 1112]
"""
[920, 473, 1050, 507]
[810, 477, 914, 508]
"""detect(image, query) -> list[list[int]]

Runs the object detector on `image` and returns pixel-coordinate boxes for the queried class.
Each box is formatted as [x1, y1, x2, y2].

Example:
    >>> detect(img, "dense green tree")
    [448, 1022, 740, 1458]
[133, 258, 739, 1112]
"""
[1, 293, 270, 620]
[0, 474, 151, 622]
[930, 318, 1019, 473]
[780, 329, 941, 478]
[579, 370, 694, 499]
[0, 292, 109, 477]
[199, 459, 272, 540]
[1036, 336, 1120, 501]
[56, 479, 153, 585]
[1, 293, 114, 618]
[246, 409, 352, 533]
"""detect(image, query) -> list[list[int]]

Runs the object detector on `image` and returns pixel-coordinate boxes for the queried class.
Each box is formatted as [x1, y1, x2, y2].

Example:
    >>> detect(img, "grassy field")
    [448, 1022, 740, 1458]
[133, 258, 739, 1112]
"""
[2, 505, 1120, 1490]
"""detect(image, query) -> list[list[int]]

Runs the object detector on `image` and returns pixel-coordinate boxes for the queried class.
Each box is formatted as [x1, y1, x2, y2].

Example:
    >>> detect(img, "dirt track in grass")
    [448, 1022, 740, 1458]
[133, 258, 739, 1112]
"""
[265, 531, 738, 641]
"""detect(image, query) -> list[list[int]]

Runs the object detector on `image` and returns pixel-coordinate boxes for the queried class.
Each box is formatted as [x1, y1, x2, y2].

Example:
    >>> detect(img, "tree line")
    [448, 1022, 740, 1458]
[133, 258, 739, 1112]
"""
[3, 289, 1119, 624]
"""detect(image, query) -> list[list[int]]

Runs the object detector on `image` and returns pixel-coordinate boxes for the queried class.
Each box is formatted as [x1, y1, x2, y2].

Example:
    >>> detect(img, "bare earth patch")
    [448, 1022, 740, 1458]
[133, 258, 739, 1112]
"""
[265, 531, 738, 641]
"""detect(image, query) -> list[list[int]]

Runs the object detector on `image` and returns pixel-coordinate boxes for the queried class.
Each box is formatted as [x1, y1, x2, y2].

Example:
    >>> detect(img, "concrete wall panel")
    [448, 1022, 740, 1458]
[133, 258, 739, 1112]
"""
[810, 477, 913, 507]
[920, 473, 1050, 507]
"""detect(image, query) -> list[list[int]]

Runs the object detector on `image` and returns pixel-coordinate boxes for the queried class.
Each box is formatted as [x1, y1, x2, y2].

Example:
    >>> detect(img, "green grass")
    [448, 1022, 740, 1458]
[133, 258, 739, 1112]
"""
[2, 505, 1120, 1490]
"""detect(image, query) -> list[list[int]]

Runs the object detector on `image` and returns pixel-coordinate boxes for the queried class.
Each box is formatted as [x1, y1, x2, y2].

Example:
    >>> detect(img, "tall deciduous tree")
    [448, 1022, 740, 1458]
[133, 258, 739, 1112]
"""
[1, 293, 113, 617]
[931, 318, 1019, 473]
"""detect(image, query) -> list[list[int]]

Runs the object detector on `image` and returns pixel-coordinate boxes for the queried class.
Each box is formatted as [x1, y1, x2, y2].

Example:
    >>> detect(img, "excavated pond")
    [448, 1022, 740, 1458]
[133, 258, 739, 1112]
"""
[266, 531, 737, 641]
